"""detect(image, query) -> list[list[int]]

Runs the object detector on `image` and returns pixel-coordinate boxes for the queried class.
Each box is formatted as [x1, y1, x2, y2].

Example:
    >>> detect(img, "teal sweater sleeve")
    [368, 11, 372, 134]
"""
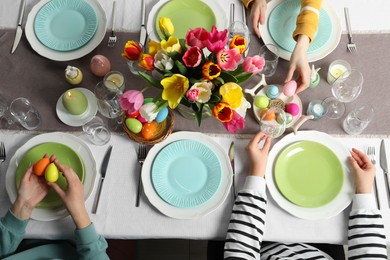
[75, 223, 109, 260]
[0, 210, 28, 258]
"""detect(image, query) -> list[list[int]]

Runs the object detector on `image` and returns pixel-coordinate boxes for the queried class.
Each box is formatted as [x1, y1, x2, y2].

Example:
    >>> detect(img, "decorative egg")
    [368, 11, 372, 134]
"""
[282, 80, 297, 97]
[142, 122, 157, 139]
[265, 85, 279, 99]
[156, 107, 169, 123]
[285, 103, 300, 116]
[260, 108, 275, 121]
[254, 96, 269, 109]
[90, 55, 111, 77]
[126, 110, 140, 118]
[65, 66, 83, 85]
[125, 118, 143, 134]
[33, 157, 50, 177]
[136, 114, 148, 123]
[277, 112, 293, 125]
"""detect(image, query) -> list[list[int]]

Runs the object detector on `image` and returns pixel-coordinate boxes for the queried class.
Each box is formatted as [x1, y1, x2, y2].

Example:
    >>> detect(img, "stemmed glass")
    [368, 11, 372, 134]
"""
[258, 44, 279, 77]
[325, 69, 363, 119]
[228, 21, 250, 57]
[259, 107, 286, 138]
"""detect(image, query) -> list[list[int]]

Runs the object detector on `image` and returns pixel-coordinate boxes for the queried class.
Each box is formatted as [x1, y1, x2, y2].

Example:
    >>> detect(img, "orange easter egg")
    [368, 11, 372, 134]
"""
[260, 108, 275, 121]
[141, 122, 157, 139]
[33, 157, 50, 176]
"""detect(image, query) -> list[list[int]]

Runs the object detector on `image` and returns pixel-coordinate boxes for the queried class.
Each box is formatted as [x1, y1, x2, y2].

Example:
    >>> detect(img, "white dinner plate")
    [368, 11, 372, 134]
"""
[56, 88, 98, 127]
[5, 132, 97, 221]
[142, 131, 232, 219]
[259, 0, 341, 62]
[265, 130, 354, 220]
[147, 0, 228, 41]
[25, 0, 107, 61]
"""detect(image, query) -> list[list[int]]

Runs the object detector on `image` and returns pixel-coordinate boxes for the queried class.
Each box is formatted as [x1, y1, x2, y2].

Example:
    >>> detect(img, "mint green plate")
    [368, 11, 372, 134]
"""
[155, 0, 216, 40]
[151, 140, 222, 208]
[274, 141, 343, 208]
[34, 0, 98, 51]
[15, 142, 85, 209]
[268, 0, 332, 54]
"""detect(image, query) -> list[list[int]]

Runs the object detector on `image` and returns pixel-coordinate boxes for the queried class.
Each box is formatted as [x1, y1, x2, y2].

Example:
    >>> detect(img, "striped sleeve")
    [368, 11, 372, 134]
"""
[347, 194, 388, 259]
[224, 176, 267, 260]
[293, 0, 322, 42]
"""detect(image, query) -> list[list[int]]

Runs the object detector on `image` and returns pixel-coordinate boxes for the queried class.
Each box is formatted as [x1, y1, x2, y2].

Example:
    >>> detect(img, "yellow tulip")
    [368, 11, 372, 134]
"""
[159, 17, 175, 38]
[161, 74, 189, 108]
[220, 82, 243, 109]
[161, 36, 181, 54]
[148, 40, 161, 57]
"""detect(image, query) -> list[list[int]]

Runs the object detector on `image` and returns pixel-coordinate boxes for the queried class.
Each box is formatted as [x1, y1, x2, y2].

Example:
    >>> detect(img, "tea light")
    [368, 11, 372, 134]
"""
[327, 60, 351, 85]
[307, 100, 327, 120]
[104, 71, 125, 92]
[62, 89, 88, 115]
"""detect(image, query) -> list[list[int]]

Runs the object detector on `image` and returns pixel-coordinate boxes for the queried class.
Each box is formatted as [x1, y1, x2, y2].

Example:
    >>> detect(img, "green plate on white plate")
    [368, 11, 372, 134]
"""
[274, 141, 343, 208]
[155, 0, 216, 40]
[15, 142, 85, 209]
[268, 0, 332, 54]
[151, 140, 222, 208]
[34, 0, 98, 51]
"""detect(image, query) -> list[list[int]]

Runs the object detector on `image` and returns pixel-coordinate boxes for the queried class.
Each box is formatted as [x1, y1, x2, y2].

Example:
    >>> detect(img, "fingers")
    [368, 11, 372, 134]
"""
[47, 182, 65, 199]
[284, 67, 295, 84]
[22, 165, 34, 182]
[352, 148, 371, 165]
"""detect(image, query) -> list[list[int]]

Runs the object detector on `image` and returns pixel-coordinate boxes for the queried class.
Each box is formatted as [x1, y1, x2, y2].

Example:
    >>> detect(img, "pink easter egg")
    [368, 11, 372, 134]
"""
[285, 103, 300, 116]
[137, 114, 148, 123]
[90, 55, 111, 77]
[282, 80, 297, 97]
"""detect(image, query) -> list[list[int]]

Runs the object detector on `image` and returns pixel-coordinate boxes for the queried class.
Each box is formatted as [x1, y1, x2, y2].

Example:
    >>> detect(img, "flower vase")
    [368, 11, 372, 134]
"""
[127, 61, 146, 76]
[177, 104, 212, 120]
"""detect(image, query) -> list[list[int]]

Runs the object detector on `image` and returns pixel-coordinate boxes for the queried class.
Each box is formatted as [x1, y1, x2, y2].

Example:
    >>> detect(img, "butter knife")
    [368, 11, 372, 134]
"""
[92, 145, 113, 214]
[380, 140, 390, 207]
[11, 0, 26, 54]
[229, 141, 236, 200]
[139, 0, 147, 47]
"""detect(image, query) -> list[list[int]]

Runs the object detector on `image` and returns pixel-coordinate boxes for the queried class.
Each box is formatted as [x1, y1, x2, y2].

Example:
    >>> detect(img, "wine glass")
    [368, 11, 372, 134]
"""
[259, 107, 286, 138]
[228, 21, 250, 56]
[325, 69, 363, 119]
[259, 44, 279, 77]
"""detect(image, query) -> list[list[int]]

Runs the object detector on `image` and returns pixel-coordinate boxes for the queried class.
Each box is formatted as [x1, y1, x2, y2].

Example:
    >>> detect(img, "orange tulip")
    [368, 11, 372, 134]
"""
[138, 54, 155, 71]
[122, 41, 143, 61]
[202, 61, 221, 80]
[212, 102, 233, 122]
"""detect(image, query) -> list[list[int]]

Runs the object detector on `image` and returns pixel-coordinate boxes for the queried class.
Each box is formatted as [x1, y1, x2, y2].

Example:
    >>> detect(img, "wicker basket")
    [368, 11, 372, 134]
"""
[122, 108, 175, 145]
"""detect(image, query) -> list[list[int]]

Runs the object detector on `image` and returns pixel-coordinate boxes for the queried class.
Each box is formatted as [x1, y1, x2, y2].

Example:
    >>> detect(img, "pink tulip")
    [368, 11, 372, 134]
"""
[222, 110, 245, 134]
[217, 48, 242, 71]
[243, 55, 265, 75]
[186, 88, 200, 102]
[186, 28, 209, 49]
[119, 90, 144, 114]
[182, 46, 202, 67]
[206, 25, 228, 53]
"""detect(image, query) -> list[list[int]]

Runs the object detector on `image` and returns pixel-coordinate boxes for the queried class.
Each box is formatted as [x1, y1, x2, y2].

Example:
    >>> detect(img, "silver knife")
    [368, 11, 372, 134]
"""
[229, 141, 236, 200]
[380, 140, 390, 207]
[11, 0, 26, 54]
[92, 145, 113, 214]
[139, 0, 147, 48]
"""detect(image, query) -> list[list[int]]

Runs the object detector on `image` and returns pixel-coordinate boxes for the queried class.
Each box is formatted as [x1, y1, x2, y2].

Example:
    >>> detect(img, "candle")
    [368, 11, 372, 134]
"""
[327, 60, 351, 85]
[62, 89, 88, 115]
[307, 100, 327, 120]
[104, 71, 125, 92]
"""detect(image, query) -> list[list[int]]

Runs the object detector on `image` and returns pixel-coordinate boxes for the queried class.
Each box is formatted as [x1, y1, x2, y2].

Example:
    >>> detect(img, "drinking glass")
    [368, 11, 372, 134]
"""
[94, 80, 123, 120]
[9, 98, 41, 130]
[259, 44, 279, 77]
[327, 59, 351, 85]
[259, 107, 286, 138]
[228, 21, 250, 56]
[343, 105, 374, 135]
[104, 71, 125, 93]
[82, 116, 111, 145]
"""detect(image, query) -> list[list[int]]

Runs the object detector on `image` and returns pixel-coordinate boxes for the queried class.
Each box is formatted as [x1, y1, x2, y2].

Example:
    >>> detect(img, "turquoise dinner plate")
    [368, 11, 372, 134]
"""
[268, 0, 332, 54]
[15, 142, 85, 209]
[34, 0, 98, 51]
[151, 140, 222, 208]
[155, 0, 216, 40]
[274, 141, 344, 208]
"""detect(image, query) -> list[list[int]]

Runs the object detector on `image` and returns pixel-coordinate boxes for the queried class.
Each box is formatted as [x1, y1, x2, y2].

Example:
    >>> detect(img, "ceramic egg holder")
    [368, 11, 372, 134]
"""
[244, 74, 314, 135]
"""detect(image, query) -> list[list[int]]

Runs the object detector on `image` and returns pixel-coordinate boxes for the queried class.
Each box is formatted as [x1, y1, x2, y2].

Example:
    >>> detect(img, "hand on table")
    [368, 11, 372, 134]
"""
[248, 0, 267, 38]
[349, 148, 376, 194]
[246, 132, 271, 178]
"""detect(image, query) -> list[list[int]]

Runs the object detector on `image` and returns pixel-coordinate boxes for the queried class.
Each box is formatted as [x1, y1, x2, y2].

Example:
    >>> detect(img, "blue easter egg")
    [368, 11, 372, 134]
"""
[156, 107, 169, 123]
[266, 85, 279, 99]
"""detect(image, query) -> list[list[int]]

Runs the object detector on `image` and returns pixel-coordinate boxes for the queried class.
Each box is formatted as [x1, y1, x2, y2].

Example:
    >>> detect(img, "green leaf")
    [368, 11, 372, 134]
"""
[139, 71, 163, 89]
[220, 71, 238, 83]
[175, 60, 188, 75]
[235, 72, 253, 83]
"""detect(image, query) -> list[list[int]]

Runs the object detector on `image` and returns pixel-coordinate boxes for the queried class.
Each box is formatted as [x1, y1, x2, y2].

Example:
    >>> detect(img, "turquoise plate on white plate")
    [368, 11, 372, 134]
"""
[34, 0, 98, 51]
[268, 0, 332, 54]
[152, 140, 222, 208]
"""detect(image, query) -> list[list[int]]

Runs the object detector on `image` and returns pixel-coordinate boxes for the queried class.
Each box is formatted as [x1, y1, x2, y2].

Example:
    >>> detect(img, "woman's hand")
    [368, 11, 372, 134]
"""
[246, 131, 271, 178]
[248, 0, 267, 38]
[349, 148, 376, 194]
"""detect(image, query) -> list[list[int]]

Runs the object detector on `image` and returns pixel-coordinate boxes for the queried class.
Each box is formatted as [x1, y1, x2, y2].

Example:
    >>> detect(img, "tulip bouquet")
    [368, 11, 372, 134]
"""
[121, 18, 264, 133]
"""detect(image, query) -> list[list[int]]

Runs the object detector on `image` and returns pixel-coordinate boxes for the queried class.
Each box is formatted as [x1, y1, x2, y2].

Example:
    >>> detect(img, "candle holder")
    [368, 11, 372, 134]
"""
[307, 100, 327, 120]
[327, 59, 351, 85]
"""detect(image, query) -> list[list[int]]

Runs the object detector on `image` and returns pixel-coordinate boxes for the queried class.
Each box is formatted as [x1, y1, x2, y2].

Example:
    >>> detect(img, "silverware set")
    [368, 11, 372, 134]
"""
[136, 144, 147, 207]
[344, 7, 357, 53]
[107, 1, 117, 47]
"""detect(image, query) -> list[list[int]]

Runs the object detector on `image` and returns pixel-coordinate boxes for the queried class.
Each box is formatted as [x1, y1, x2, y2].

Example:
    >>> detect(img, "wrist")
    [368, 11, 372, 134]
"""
[71, 207, 91, 229]
[11, 198, 34, 220]
[294, 34, 310, 52]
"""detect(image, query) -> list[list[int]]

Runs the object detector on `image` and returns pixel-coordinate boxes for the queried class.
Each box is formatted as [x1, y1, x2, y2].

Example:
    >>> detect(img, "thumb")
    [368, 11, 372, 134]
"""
[47, 182, 65, 199]
[348, 156, 360, 171]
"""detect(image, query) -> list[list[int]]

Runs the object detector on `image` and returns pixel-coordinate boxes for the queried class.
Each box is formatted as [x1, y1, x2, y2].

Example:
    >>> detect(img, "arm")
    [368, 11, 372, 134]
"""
[347, 149, 388, 258]
[224, 132, 271, 260]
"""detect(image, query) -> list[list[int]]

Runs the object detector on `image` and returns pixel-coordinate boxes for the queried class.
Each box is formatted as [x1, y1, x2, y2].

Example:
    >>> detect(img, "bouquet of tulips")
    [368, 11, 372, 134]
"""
[121, 17, 264, 134]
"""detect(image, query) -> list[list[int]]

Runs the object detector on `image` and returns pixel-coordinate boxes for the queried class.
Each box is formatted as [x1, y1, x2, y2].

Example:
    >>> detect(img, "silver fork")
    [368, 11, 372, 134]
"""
[367, 146, 380, 209]
[344, 7, 357, 53]
[136, 144, 147, 207]
[0, 142, 6, 167]
[107, 1, 117, 47]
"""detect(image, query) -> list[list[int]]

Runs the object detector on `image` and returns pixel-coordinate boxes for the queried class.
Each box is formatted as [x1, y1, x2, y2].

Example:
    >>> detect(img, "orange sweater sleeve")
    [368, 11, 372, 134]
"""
[293, 0, 323, 42]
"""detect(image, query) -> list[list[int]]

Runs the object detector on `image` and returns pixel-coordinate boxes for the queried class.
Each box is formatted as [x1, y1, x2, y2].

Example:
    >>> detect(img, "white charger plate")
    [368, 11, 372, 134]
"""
[265, 130, 354, 220]
[259, 0, 341, 62]
[142, 131, 232, 219]
[147, 0, 228, 41]
[25, 0, 106, 61]
[5, 132, 97, 221]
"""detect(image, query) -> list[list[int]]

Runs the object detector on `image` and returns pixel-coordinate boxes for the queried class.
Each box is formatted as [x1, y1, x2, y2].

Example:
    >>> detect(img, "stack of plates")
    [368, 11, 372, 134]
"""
[26, 0, 107, 61]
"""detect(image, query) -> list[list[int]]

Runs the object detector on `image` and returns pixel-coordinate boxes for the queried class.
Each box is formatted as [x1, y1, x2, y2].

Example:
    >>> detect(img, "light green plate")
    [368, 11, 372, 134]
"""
[155, 0, 216, 40]
[15, 142, 85, 209]
[274, 141, 343, 208]
[34, 0, 98, 51]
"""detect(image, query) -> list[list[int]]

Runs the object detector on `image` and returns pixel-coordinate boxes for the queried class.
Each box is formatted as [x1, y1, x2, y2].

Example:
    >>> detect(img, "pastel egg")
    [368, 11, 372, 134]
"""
[285, 103, 300, 116]
[285, 113, 293, 124]
[282, 80, 297, 97]
[125, 118, 143, 134]
[156, 107, 169, 123]
[277, 112, 293, 125]
[142, 122, 157, 139]
[90, 55, 111, 77]
[254, 96, 269, 109]
[265, 85, 279, 99]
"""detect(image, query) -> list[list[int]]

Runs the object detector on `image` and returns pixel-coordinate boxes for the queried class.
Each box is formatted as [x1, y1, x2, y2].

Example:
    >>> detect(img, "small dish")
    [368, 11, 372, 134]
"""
[56, 88, 98, 127]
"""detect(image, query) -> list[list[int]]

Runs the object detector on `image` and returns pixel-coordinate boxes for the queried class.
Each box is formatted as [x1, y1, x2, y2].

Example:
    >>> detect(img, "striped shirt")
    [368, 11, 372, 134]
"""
[224, 176, 387, 260]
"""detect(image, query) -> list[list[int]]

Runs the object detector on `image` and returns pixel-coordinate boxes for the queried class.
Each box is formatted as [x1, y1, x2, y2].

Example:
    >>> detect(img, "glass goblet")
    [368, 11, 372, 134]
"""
[228, 21, 250, 56]
[259, 107, 286, 138]
[259, 44, 279, 77]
